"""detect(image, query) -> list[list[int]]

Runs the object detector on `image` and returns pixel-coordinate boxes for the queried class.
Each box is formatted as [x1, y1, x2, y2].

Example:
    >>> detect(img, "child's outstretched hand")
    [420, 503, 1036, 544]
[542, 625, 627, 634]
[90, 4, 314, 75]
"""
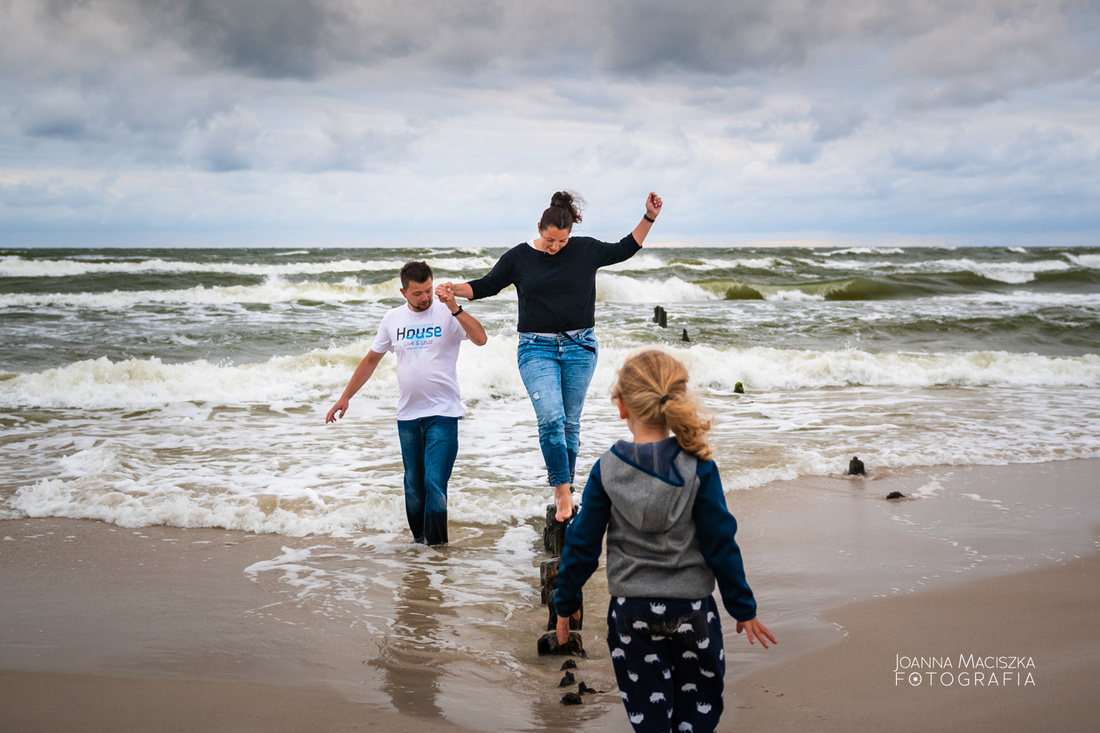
[737, 617, 777, 649]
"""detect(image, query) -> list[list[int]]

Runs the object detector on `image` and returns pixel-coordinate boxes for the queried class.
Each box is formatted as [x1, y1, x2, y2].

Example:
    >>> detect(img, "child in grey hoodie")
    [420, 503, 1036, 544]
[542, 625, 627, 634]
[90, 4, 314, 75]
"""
[554, 348, 775, 733]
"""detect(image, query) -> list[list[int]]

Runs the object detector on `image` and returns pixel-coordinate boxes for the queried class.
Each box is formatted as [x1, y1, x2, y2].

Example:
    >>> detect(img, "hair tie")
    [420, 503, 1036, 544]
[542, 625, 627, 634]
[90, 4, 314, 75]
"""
[660, 394, 673, 405]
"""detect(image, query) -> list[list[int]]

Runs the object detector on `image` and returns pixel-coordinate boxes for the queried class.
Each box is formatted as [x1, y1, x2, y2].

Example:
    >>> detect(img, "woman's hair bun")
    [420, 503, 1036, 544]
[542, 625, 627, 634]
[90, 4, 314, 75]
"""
[551, 191, 574, 209]
[540, 190, 584, 231]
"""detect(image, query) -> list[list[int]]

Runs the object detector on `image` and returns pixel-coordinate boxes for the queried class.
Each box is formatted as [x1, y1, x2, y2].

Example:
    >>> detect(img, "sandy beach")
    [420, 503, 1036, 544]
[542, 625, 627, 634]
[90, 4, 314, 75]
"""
[3, 459, 1099, 732]
[731, 553, 1100, 733]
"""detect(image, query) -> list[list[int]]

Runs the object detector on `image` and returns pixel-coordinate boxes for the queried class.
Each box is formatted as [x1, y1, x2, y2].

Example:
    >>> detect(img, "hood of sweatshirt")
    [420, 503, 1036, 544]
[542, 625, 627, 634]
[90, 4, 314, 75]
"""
[602, 437, 698, 534]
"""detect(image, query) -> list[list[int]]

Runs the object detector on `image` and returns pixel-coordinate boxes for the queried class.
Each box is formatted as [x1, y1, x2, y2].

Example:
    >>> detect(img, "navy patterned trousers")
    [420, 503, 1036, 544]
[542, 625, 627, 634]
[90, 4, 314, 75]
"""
[606, 595, 726, 733]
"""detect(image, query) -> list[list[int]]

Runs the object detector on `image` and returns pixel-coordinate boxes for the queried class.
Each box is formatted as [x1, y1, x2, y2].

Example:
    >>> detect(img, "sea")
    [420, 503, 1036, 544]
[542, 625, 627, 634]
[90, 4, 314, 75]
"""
[2, 244, 1099, 720]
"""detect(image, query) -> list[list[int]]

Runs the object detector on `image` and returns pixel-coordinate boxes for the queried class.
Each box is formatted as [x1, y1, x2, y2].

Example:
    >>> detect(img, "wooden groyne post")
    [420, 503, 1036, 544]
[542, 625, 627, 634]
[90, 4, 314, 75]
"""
[537, 504, 584, 656]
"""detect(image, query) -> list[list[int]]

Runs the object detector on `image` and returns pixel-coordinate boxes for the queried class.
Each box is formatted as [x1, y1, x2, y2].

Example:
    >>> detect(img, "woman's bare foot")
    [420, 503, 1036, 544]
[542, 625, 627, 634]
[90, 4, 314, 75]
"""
[554, 483, 574, 522]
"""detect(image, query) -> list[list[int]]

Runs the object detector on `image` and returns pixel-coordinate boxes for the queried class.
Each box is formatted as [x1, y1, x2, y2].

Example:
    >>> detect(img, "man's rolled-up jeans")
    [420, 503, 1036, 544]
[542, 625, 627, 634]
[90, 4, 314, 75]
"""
[397, 415, 458, 545]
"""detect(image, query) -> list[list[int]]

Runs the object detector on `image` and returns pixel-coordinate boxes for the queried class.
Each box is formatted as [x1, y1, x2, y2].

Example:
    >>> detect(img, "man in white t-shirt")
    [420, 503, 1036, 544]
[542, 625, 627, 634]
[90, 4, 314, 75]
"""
[326, 261, 487, 544]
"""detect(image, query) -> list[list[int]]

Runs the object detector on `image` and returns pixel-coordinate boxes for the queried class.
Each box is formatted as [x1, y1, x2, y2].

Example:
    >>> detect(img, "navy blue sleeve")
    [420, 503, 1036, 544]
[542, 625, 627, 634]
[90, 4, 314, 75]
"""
[693, 460, 758, 622]
[553, 461, 612, 618]
[467, 246, 518, 300]
[591, 233, 641, 268]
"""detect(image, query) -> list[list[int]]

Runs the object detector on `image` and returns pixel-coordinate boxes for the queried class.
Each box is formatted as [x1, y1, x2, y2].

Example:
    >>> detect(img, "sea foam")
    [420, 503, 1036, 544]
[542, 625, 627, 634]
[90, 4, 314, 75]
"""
[4, 343, 1099, 411]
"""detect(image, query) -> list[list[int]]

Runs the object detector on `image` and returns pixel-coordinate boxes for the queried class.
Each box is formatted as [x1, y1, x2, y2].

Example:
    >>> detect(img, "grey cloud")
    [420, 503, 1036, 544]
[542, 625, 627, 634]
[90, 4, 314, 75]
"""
[726, 103, 866, 164]
[168, 0, 333, 79]
[3, 1, 858, 82]
[776, 138, 823, 165]
[15, 89, 93, 140]
[10, 0, 1100, 90]
[128, 0, 516, 80]
[184, 106, 263, 172]
[890, 124, 1088, 176]
[890, 1, 1100, 109]
[305, 115, 425, 172]
[10, 75, 255, 169]
[0, 176, 110, 213]
[592, 1, 827, 78]
[810, 105, 866, 144]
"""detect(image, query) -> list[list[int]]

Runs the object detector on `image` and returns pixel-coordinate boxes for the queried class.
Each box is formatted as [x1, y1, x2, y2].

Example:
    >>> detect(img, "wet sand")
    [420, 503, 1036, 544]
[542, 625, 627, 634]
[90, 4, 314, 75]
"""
[2, 459, 1098, 732]
[729, 553, 1100, 733]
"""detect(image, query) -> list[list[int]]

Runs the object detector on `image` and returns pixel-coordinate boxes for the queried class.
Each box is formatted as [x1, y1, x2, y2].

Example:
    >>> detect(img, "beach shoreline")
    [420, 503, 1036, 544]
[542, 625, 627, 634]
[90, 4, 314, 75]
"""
[3, 458, 1099, 732]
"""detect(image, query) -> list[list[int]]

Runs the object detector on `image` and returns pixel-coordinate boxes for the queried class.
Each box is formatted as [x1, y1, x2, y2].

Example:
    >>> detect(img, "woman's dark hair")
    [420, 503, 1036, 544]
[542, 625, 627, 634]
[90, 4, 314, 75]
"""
[539, 191, 585, 232]
[400, 260, 433, 288]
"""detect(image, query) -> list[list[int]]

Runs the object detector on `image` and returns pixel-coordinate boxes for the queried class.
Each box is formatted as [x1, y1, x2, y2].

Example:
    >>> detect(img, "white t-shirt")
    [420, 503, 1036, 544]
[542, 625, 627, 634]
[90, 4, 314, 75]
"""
[371, 300, 468, 420]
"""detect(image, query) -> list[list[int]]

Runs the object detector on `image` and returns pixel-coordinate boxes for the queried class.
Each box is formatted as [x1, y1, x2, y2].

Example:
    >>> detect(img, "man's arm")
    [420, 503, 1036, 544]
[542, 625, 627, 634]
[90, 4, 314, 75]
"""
[325, 349, 386, 423]
[436, 283, 488, 346]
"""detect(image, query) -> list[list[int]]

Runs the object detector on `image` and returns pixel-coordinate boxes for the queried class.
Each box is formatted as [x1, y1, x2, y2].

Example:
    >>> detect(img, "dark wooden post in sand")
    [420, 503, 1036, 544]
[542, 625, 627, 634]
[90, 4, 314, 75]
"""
[537, 504, 585, 656]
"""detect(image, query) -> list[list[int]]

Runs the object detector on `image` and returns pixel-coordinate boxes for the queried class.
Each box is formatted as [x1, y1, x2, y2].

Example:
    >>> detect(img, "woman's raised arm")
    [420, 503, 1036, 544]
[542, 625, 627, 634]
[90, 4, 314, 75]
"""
[630, 192, 663, 246]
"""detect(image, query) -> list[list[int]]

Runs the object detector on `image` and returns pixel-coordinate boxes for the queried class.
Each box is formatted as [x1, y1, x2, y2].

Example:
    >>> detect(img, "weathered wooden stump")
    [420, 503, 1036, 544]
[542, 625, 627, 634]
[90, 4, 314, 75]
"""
[653, 305, 667, 328]
[539, 503, 584, 655]
[541, 556, 585, 631]
[543, 503, 568, 555]
[538, 630, 586, 657]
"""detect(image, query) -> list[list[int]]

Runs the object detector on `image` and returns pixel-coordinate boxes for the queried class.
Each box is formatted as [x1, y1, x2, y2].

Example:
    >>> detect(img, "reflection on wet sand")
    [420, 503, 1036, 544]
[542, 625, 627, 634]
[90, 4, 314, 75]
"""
[373, 565, 448, 721]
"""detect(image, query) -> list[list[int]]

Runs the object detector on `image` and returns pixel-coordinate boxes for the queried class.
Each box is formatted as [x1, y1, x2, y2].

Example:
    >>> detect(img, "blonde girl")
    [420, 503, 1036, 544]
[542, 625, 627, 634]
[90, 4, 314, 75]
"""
[554, 348, 775, 733]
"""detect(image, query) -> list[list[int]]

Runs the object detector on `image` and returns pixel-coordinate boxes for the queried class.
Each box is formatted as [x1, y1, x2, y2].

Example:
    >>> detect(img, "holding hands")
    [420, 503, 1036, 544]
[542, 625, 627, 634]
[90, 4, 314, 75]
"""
[435, 282, 458, 313]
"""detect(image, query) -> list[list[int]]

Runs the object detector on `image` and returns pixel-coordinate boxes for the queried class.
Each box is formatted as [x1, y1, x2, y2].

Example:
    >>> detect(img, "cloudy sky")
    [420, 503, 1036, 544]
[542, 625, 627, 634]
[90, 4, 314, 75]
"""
[2, 0, 1098, 247]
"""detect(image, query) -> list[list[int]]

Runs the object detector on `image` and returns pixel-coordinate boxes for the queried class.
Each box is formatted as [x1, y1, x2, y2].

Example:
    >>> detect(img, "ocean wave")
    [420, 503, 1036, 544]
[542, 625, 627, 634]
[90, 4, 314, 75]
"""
[0, 275, 402, 308]
[596, 273, 715, 302]
[1067, 253, 1100, 269]
[604, 253, 668, 271]
[704, 257, 782, 271]
[926, 258, 1071, 284]
[6, 356, 1097, 536]
[9, 465, 404, 536]
[713, 277, 897, 301]
[5, 341, 1097, 410]
[0, 254, 497, 279]
[795, 258, 897, 272]
[822, 247, 906, 256]
[675, 345, 1100, 391]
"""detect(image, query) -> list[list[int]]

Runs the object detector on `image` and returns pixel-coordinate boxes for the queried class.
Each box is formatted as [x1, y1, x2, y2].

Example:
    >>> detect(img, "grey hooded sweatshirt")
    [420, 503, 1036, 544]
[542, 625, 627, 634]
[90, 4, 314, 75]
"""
[600, 443, 716, 600]
[555, 437, 757, 622]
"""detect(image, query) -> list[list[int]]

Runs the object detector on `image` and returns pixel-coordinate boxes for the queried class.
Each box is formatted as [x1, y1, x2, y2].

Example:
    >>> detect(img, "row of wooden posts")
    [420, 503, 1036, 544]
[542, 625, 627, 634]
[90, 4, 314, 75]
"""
[537, 504, 584, 655]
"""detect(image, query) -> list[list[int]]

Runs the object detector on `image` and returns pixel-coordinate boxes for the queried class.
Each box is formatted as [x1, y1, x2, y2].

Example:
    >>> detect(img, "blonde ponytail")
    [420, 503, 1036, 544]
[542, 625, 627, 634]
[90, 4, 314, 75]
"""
[611, 349, 713, 461]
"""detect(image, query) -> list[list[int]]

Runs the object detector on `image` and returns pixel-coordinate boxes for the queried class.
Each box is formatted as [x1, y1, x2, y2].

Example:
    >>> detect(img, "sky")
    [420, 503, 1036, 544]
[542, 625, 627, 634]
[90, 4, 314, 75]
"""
[1, 0, 1099, 248]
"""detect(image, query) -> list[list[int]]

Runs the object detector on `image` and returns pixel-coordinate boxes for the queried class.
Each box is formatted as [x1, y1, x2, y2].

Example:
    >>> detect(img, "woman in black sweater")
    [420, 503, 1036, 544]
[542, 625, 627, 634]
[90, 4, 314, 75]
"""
[441, 191, 663, 520]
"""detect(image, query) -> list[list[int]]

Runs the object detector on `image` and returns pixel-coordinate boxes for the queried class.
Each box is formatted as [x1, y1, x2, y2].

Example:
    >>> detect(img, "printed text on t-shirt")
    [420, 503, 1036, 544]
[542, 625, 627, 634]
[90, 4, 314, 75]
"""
[396, 325, 442, 340]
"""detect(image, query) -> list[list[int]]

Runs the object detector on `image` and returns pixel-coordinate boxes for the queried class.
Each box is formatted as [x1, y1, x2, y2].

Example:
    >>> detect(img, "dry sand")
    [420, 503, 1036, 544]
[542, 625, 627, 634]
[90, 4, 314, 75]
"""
[2, 459, 1098, 732]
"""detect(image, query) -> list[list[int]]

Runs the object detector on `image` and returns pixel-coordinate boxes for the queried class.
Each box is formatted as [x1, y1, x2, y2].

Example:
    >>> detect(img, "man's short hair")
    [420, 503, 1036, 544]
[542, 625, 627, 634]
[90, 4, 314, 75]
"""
[400, 260, 433, 289]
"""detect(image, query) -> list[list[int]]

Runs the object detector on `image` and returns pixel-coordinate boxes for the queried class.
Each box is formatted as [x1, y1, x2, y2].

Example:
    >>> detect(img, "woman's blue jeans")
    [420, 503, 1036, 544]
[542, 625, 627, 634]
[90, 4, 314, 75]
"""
[516, 329, 598, 487]
[397, 415, 459, 545]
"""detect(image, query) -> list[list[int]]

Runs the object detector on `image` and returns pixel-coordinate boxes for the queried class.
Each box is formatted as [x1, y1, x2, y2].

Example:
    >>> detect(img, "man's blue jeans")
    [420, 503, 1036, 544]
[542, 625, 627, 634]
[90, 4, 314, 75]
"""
[516, 329, 598, 487]
[397, 415, 459, 545]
